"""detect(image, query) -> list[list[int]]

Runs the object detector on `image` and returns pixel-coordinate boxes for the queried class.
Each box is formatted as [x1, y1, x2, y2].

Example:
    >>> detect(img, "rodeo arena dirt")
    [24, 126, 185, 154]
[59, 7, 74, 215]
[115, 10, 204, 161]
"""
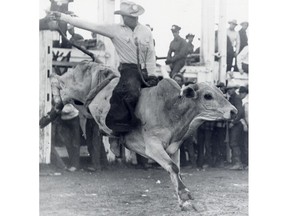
[38, 0, 250, 216]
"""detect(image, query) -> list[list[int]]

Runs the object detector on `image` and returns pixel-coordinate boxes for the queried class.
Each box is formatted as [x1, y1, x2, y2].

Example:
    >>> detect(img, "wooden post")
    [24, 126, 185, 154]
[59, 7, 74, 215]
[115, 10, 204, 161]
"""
[96, 0, 118, 69]
[201, 0, 215, 82]
[218, 0, 227, 83]
[217, 0, 231, 162]
[39, 31, 53, 164]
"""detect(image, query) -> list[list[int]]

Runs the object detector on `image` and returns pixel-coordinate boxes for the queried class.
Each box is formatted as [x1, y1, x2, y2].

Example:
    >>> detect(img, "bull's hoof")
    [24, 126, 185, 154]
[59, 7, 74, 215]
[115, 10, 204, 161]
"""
[180, 201, 207, 212]
[109, 137, 121, 158]
[178, 188, 194, 201]
[180, 200, 194, 211]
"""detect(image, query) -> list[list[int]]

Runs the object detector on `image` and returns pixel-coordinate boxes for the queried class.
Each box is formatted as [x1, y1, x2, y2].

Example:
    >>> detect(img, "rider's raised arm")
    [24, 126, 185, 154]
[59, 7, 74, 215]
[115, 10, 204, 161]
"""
[59, 13, 116, 39]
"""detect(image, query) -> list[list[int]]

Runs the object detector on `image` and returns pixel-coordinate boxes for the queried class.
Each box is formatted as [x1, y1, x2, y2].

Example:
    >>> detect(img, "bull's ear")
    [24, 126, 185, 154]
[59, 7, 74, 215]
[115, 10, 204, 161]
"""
[183, 87, 197, 98]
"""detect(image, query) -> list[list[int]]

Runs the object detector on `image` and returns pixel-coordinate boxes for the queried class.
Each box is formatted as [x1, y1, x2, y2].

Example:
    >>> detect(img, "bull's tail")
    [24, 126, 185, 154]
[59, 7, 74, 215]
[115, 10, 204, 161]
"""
[39, 75, 64, 128]
[39, 105, 63, 128]
[53, 22, 102, 63]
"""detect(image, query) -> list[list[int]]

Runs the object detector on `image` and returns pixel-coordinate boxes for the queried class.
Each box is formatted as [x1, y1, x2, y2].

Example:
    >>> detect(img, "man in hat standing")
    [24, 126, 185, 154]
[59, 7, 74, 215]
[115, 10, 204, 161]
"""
[185, 33, 197, 65]
[239, 86, 249, 169]
[237, 45, 249, 74]
[54, 103, 81, 172]
[227, 20, 240, 72]
[48, 1, 158, 157]
[238, 21, 249, 53]
[226, 81, 245, 170]
[212, 82, 228, 167]
[165, 25, 188, 78]
[186, 33, 195, 55]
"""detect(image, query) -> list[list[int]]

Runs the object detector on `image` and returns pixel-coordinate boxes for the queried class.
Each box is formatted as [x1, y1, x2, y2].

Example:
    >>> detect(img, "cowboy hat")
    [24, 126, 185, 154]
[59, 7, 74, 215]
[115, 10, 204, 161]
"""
[171, 25, 181, 32]
[114, 1, 145, 17]
[186, 33, 195, 39]
[228, 19, 238, 25]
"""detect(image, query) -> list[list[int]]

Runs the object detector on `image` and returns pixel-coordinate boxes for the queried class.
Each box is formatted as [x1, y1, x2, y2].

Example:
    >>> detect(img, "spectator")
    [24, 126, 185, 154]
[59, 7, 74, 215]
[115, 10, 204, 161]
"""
[146, 24, 156, 46]
[239, 86, 249, 128]
[83, 118, 108, 171]
[49, 0, 74, 48]
[196, 121, 215, 168]
[186, 33, 195, 54]
[226, 80, 245, 170]
[216, 82, 227, 94]
[239, 21, 249, 53]
[48, 1, 158, 157]
[239, 86, 249, 169]
[89, 32, 106, 50]
[67, 24, 84, 45]
[211, 120, 227, 167]
[211, 82, 228, 167]
[227, 20, 240, 72]
[166, 25, 188, 78]
[172, 73, 184, 87]
[186, 33, 199, 65]
[193, 46, 200, 63]
[181, 136, 197, 168]
[237, 45, 249, 74]
[54, 104, 81, 172]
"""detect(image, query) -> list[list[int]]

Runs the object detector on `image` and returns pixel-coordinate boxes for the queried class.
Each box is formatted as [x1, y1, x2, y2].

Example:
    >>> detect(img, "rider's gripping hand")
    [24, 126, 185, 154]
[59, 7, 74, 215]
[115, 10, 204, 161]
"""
[147, 75, 159, 87]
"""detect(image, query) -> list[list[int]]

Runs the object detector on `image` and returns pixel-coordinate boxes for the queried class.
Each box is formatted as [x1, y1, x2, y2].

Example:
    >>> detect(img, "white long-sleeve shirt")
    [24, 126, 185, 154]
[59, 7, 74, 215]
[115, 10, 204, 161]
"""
[237, 45, 249, 71]
[242, 94, 249, 126]
[60, 14, 157, 76]
[227, 28, 240, 54]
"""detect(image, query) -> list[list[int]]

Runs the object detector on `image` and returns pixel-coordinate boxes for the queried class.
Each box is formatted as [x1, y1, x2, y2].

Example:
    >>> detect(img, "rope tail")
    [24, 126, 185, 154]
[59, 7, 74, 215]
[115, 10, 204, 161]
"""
[56, 26, 97, 62]
[135, 37, 150, 87]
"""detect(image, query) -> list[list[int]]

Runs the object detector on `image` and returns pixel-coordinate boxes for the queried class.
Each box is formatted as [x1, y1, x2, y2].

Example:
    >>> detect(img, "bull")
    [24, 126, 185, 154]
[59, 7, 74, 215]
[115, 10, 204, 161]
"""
[40, 61, 237, 211]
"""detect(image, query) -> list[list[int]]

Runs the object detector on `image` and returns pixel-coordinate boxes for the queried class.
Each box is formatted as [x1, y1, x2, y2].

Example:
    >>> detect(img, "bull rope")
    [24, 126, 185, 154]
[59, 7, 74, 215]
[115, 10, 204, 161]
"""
[84, 73, 118, 108]
[56, 26, 96, 62]
[135, 38, 151, 87]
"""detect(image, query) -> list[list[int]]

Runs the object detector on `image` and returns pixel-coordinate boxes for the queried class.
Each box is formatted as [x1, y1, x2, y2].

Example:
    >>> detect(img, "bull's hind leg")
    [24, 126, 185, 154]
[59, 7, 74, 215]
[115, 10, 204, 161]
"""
[145, 140, 194, 210]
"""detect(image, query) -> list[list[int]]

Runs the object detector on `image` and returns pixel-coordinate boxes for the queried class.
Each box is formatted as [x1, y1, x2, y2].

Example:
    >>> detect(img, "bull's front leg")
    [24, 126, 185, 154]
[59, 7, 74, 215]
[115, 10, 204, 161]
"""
[145, 139, 194, 211]
[170, 150, 195, 206]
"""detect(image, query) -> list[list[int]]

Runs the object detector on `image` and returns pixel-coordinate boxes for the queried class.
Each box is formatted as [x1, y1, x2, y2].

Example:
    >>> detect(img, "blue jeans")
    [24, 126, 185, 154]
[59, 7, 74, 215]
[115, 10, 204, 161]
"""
[105, 64, 142, 134]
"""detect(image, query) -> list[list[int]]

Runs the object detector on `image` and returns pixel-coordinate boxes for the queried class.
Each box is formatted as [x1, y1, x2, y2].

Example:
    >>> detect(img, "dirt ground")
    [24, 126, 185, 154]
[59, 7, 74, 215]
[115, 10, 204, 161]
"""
[40, 163, 248, 216]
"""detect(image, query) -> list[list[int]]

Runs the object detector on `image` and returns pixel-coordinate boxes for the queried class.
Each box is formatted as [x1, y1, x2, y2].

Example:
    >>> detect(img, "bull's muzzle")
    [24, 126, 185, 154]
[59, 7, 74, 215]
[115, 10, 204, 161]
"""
[223, 106, 238, 120]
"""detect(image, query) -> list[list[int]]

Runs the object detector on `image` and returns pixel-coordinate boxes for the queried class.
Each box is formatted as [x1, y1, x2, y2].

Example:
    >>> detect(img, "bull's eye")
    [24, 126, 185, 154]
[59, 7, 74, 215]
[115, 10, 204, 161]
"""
[204, 93, 213, 100]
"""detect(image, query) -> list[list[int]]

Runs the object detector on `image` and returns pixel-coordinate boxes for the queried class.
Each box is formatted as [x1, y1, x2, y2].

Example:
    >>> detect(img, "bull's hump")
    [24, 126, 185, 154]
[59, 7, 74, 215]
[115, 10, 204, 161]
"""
[137, 79, 179, 120]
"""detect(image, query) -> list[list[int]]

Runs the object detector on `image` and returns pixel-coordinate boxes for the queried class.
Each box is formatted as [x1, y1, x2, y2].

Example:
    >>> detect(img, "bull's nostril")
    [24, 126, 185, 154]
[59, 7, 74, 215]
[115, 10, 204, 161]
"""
[230, 109, 238, 119]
